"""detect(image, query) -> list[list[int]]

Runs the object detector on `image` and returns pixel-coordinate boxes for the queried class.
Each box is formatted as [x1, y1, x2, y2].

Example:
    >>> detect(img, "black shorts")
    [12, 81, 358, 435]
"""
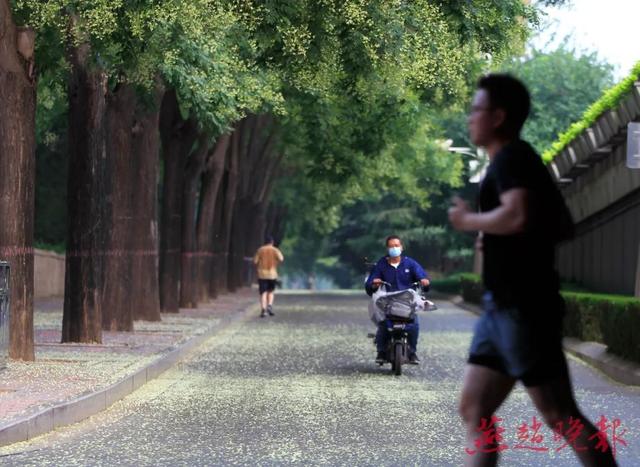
[467, 292, 567, 387]
[258, 279, 277, 294]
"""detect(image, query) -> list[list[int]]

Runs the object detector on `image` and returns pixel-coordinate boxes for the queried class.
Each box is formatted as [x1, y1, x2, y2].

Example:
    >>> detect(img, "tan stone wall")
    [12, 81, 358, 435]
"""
[34, 248, 65, 298]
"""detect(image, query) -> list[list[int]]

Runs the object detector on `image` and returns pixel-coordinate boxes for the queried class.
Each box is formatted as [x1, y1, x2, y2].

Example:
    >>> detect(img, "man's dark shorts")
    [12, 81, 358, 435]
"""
[467, 291, 567, 387]
[258, 279, 277, 294]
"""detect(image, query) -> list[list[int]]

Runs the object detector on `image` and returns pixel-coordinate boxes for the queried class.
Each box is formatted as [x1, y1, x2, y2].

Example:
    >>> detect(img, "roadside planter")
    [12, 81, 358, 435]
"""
[0, 261, 9, 369]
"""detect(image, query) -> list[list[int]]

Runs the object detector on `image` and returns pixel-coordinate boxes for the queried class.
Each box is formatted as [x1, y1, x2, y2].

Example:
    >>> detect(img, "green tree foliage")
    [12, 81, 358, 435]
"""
[275, 1, 538, 282]
[16, 0, 283, 248]
[280, 23, 615, 287]
[507, 45, 614, 154]
[14, 0, 550, 284]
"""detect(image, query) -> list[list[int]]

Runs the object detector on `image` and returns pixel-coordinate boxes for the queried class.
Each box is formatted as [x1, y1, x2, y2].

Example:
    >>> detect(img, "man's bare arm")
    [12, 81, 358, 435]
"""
[448, 189, 527, 235]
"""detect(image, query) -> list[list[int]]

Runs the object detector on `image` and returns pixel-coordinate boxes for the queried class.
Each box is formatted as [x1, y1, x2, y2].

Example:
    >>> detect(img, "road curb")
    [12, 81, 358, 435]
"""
[0, 301, 258, 447]
[446, 295, 640, 388]
[563, 338, 640, 387]
[447, 295, 482, 315]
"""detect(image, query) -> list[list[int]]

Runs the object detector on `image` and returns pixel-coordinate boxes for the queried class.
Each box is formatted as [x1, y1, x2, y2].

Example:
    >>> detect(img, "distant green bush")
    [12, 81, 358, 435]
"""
[542, 60, 640, 163]
[34, 241, 66, 255]
[459, 273, 483, 304]
[431, 272, 482, 297]
[430, 272, 467, 294]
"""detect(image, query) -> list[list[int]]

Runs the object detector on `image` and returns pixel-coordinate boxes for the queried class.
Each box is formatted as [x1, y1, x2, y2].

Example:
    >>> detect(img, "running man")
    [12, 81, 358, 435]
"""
[253, 235, 284, 318]
[448, 74, 617, 466]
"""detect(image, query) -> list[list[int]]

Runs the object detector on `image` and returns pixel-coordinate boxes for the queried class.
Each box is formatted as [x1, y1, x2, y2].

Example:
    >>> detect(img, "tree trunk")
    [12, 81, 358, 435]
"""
[243, 188, 278, 287]
[247, 150, 282, 255]
[211, 172, 228, 295]
[158, 90, 197, 313]
[227, 116, 259, 290]
[180, 133, 209, 308]
[249, 202, 269, 255]
[238, 115, 282, 289]
[195, 134, 230, 302]
[131, 87, 162, 322]
[228, 197, 252, 291]
[220, 114, 283, 291]
[214, 126, 241, 293]
[97, 84, 162, 327]
[266, 204, 287, 245]
[0, 6, 36, 359]
[101, 84, 137, 331]
[62, 43, 107, 343]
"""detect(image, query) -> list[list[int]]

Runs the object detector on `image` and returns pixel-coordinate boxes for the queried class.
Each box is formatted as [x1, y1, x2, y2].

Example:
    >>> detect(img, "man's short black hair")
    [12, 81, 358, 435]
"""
[477, 73, 530, 137]
[385, 235, 401, 246]
[264, 234, 274, 244]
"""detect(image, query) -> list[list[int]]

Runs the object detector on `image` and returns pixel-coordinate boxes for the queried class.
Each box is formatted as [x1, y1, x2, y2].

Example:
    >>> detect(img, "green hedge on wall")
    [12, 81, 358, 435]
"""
[434, 273, 640, 364]
[542, 60, 640, 163]
[563, 292, 640, 363]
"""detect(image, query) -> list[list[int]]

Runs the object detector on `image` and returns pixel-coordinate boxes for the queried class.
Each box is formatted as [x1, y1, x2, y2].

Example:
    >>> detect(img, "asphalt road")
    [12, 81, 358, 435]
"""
[1, 292, 639, 466]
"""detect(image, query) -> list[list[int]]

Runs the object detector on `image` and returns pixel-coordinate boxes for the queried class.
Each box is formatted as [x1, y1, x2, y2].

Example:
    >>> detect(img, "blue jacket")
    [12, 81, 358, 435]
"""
[365, 256, 428, 296]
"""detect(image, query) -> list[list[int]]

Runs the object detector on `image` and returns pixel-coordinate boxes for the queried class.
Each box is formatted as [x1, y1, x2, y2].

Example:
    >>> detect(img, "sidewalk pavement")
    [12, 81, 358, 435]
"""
[0, 289, 259, 447]
[448, 295, 640, 387]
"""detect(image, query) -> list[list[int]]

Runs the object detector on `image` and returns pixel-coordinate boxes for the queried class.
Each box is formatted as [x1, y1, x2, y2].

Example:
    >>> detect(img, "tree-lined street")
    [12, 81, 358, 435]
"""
[1, 1, 639, 465]
[2, 293, 638, 466]
[1, 0, 540, 358]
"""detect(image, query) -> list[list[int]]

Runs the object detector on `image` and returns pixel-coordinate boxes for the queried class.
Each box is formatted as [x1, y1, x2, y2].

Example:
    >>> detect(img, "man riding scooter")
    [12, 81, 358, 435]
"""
[365, 235, 430, 364]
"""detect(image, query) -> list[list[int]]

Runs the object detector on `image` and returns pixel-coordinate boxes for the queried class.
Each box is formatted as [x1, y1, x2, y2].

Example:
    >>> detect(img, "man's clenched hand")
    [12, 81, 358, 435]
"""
[448, 196, 472, 231]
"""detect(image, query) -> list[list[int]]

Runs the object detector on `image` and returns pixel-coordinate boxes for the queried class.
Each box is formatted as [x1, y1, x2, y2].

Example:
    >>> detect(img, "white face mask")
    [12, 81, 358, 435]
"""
[388, 246, 402, 258]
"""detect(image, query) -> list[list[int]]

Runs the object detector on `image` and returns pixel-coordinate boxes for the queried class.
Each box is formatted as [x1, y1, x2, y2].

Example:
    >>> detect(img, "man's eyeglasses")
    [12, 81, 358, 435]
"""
[469, 105, 493, 114]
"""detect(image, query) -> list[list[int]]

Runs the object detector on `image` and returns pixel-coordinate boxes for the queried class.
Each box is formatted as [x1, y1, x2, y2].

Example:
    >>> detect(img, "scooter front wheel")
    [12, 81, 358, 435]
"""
[393, 342, 403, 376]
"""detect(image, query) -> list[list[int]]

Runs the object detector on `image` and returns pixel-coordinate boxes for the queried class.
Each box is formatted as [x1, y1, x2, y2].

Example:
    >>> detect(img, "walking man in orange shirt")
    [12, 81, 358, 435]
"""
[253, 235, 284, 318]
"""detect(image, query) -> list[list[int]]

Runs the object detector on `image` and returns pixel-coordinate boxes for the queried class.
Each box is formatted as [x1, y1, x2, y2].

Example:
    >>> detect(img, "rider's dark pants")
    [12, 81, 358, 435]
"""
[376, 319, 419, 354]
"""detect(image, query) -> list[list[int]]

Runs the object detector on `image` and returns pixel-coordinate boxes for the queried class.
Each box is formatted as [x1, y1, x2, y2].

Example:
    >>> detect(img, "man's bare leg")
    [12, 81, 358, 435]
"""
[260, 292, 268, 312]
[459, 364, 516, 467]
[526, 360, 618, 467]
[265, 291, 275, 315]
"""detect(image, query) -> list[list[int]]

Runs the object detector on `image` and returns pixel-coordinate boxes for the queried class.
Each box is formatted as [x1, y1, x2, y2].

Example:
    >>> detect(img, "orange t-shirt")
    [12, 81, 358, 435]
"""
[253, 245, 284, 279]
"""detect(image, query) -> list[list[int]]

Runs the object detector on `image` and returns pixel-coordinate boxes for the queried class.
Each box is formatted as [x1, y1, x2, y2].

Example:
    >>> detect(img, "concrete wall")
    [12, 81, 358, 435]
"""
[557, 129, 640, 297]
[34, 249, 65, 298]
[562, 144, 640, 224]
[557, 187, 640, 296]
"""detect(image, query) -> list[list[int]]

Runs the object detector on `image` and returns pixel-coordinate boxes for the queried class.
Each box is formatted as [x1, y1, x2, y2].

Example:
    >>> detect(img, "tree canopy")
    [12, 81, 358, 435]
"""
[508, 44, 614, 154]
[12, 0, 565, 287]
[281, 41, 616, 287]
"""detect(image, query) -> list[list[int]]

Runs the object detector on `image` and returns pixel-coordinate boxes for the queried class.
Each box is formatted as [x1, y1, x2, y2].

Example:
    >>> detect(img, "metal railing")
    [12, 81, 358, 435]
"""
[0, 262, 10, 369]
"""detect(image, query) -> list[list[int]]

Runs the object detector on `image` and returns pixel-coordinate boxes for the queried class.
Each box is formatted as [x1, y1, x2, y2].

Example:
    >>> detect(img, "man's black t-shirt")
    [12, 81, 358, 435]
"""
[478, 140, 573, 308]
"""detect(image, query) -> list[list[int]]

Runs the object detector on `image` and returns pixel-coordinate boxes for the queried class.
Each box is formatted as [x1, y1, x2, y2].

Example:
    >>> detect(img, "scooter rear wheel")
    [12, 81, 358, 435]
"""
[393, 342, 403, 376]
